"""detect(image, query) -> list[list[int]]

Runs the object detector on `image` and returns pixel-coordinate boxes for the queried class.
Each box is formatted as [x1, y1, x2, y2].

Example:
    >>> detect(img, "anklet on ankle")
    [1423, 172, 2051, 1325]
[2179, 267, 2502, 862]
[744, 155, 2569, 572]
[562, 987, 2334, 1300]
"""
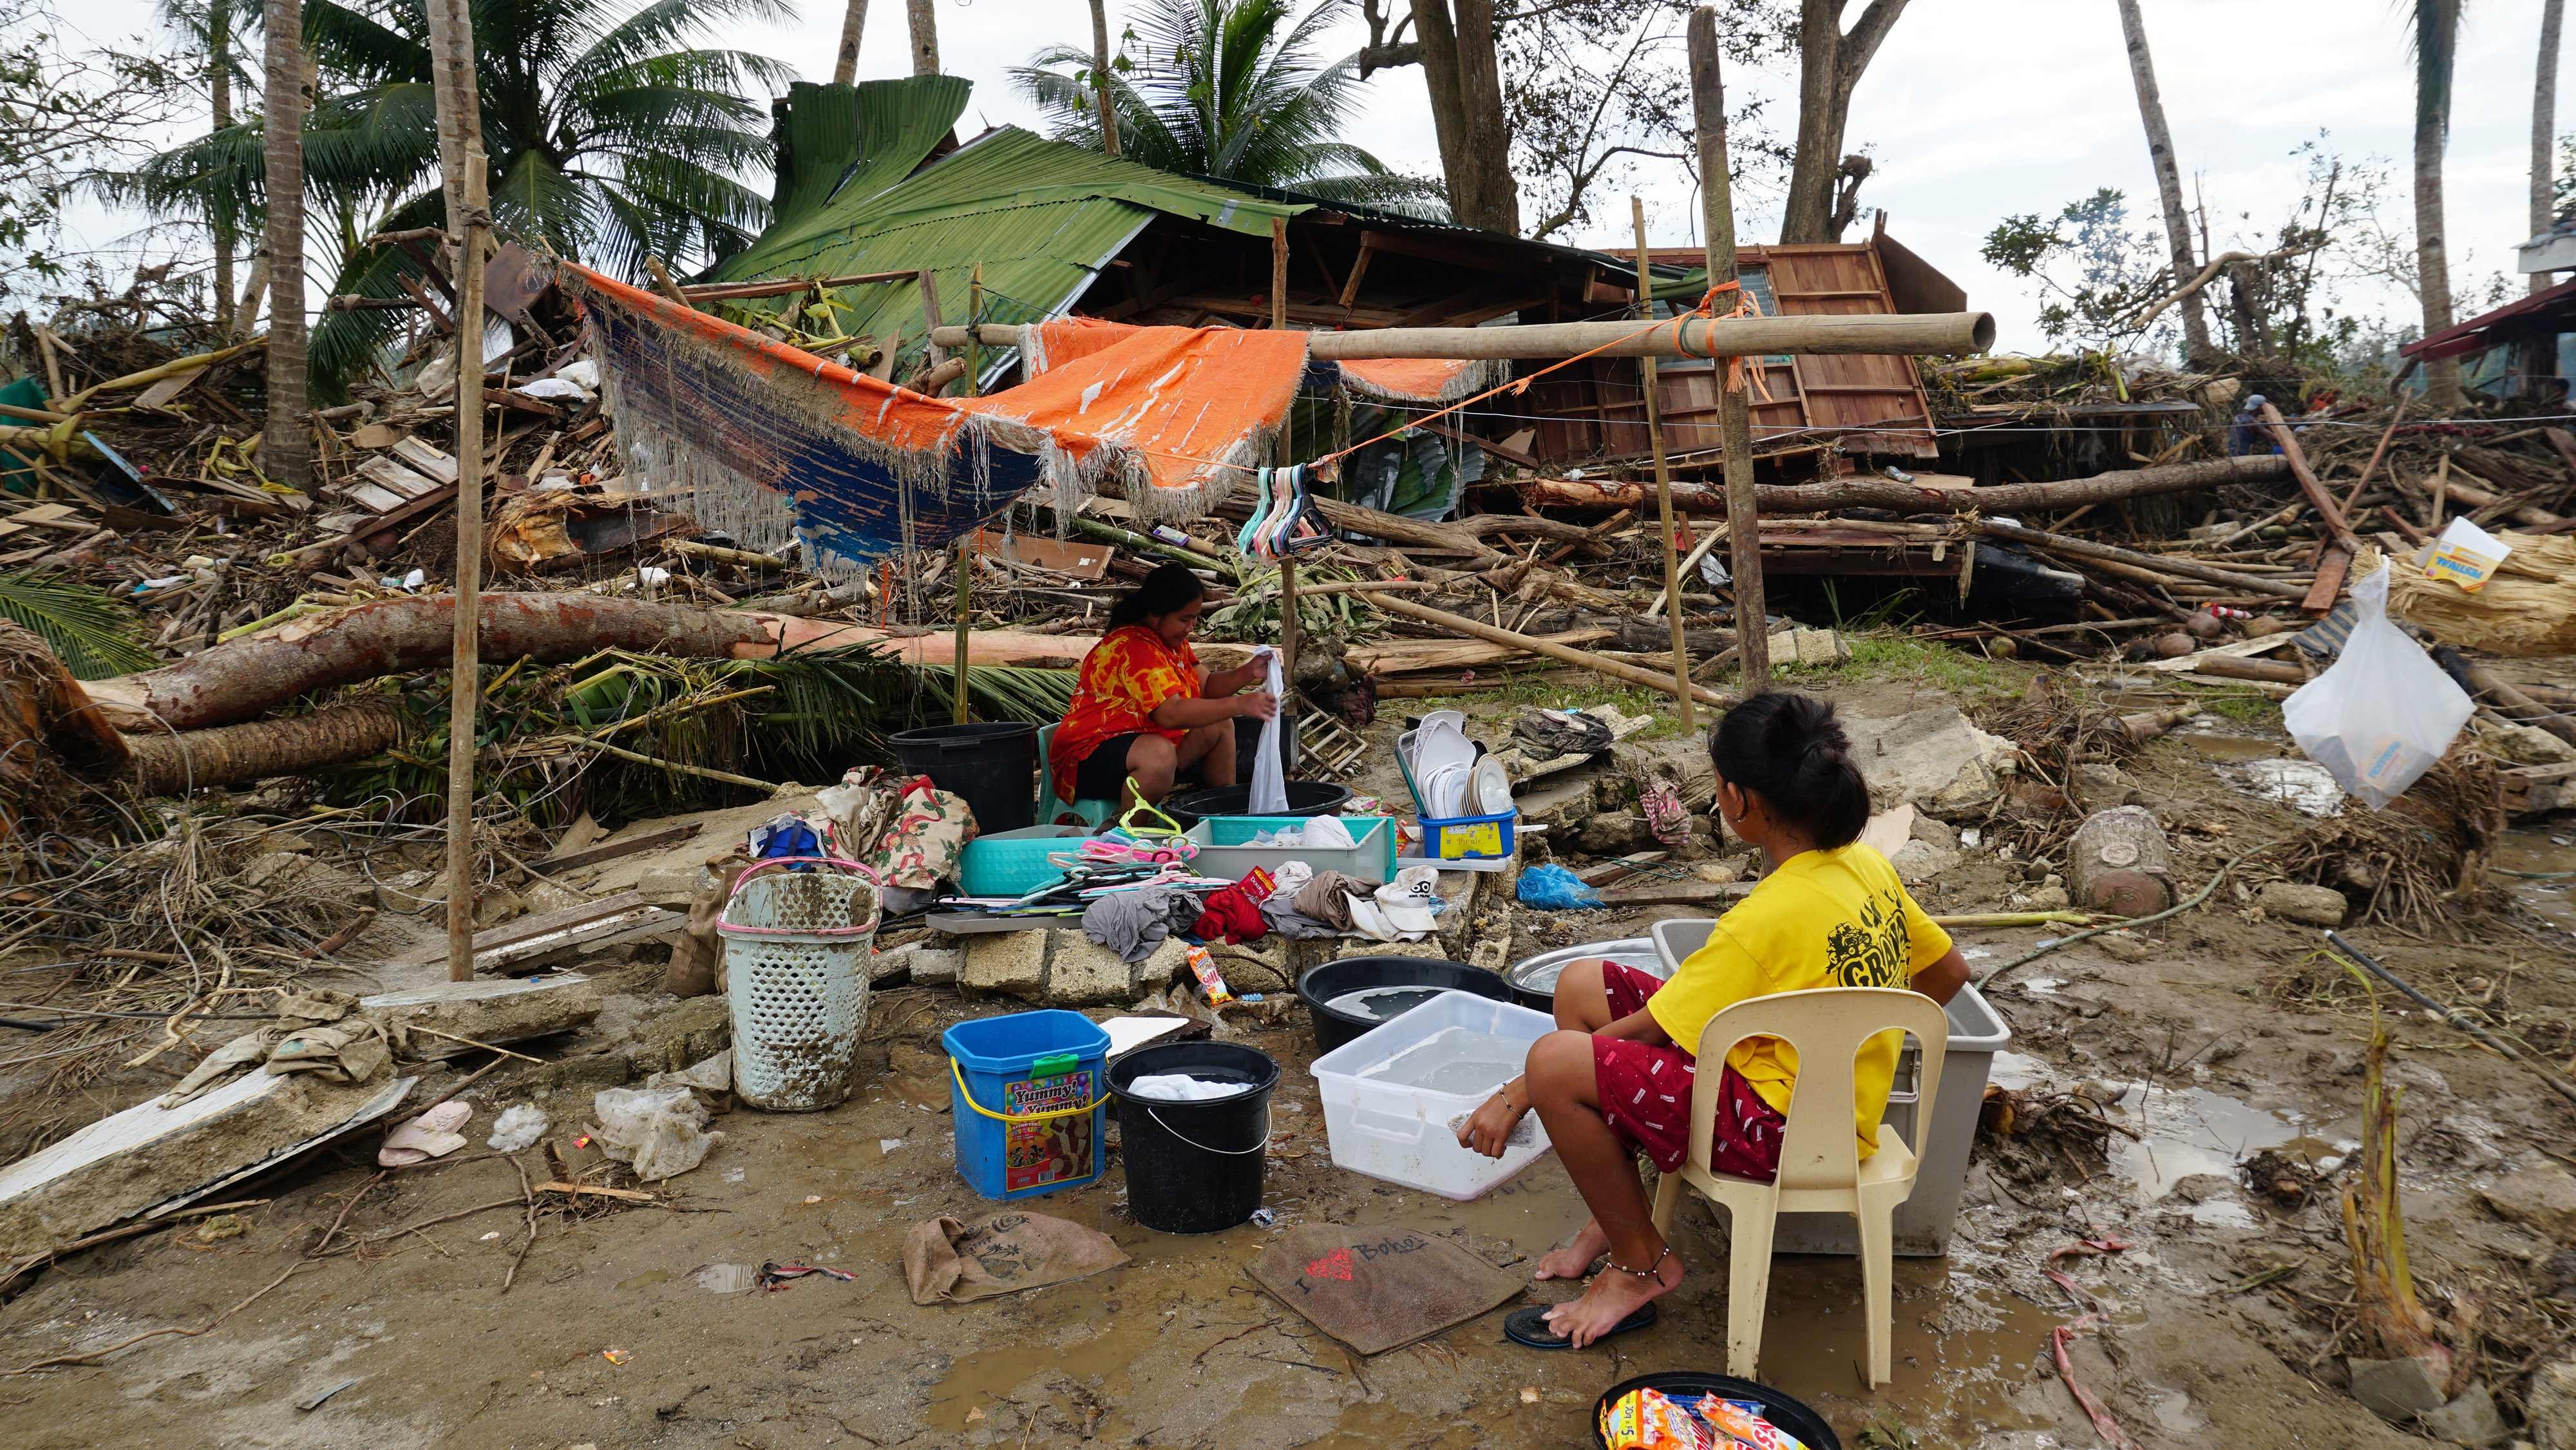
[1605, 1245, 1671, 1281]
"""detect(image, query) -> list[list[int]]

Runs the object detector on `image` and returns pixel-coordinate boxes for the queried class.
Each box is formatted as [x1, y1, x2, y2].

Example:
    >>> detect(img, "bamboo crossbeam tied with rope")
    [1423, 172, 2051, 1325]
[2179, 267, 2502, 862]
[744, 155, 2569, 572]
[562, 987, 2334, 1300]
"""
[929, 312, 1995, 361]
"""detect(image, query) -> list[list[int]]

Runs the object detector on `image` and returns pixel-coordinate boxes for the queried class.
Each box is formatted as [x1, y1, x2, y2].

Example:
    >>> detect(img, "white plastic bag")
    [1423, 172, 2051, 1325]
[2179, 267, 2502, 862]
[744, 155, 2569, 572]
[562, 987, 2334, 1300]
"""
[1248, 646, 1289, 814]
[591, 1085, 721, 1181]
[2281, 564, 2473, 810]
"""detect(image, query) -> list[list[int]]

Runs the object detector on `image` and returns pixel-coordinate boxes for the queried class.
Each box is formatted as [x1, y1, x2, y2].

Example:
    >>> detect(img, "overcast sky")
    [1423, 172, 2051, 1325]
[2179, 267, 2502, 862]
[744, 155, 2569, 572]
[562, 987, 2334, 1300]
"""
[46, 0, 2573, 354]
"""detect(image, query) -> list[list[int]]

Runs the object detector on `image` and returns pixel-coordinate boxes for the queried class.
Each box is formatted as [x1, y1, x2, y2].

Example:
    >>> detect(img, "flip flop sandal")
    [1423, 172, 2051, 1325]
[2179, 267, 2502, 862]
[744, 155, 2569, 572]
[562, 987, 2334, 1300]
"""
[1503, 1301, 1658, 1350]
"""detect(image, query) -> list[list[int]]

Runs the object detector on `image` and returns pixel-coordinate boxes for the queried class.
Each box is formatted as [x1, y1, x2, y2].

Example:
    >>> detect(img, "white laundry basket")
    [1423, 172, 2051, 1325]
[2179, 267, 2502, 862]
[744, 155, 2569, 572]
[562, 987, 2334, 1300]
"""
[718, 857, 879, 1111]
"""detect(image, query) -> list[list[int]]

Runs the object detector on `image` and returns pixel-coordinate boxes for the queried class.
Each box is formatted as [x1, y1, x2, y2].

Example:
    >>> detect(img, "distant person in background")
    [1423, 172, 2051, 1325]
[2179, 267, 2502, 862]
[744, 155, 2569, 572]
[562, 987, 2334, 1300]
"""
[1050, 562, 1276, 814]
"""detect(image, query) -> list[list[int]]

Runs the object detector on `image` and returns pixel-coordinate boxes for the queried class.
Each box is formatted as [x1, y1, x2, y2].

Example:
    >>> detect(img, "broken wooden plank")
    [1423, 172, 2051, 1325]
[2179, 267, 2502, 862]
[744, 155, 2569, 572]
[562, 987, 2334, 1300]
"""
[1595, 880, 1754, 909]
[386, 892, 677, 973]
[390, 437, 460, 484]
[527, 823, 700, 876]
[357, 455, 442, 501]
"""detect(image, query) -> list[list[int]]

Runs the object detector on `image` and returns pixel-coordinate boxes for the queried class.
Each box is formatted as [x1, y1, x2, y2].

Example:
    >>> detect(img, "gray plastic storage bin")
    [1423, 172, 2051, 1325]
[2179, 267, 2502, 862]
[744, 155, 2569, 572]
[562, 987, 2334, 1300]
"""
[1648, 918, 2010, 1256]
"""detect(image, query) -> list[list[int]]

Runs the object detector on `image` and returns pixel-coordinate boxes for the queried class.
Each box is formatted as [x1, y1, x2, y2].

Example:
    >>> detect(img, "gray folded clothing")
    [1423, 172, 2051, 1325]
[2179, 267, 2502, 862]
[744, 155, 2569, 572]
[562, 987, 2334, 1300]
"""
[1259, 897, 1341, 940]
[1081, 885, 1204, 963]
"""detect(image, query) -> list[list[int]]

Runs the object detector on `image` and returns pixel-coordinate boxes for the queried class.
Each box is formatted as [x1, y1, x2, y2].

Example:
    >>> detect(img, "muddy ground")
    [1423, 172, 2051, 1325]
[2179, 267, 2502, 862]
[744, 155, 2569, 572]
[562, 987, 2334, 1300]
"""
[3, 655, 2573, 1449]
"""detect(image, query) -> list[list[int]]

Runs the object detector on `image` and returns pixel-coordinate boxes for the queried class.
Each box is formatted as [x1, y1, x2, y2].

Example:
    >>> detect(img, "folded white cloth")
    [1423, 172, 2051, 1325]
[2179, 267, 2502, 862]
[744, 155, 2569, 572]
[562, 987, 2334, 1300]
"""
[1127, 1074, 1243, 1102]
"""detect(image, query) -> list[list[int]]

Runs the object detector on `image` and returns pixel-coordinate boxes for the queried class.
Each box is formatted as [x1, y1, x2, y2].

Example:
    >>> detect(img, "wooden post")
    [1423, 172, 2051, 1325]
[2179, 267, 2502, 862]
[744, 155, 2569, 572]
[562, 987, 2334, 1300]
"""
[1630, 195, 1694, 732]
[427, 0, 489, 982]
[962, 262, 983, 396]
[951, 263, 982, 723]
[952, 537, 972, 725]
[1689, 6, 1768, 696]
[1272, 215, 1298, 702]
[917, 269, 947, 377]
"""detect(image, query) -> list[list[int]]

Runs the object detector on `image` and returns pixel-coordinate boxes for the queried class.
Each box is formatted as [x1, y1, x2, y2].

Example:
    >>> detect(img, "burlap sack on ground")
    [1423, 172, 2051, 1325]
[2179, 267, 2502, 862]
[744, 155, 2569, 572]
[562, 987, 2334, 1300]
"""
[903, 1212, 1130, 1304]
[1248, 1224, 1523, 1355]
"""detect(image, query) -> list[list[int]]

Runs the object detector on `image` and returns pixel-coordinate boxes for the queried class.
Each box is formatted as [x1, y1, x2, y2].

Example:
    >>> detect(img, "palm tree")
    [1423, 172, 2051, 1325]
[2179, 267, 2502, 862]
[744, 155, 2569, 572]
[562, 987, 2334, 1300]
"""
[2408, 0, 2467, 407]
[262, 0, 310, 488]
[154, 0, 263, 334]
[2534, 0, 2563, 297]
[108, 0, 790, 400]
[1012, 0, 1444, 216]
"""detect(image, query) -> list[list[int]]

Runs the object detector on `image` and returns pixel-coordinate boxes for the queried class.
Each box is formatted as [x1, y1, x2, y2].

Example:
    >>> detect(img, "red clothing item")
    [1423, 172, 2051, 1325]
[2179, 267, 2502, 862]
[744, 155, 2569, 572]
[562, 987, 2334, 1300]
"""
[1592, 960, 1783, 1179]
[1189, 866, 1274, 944]
[1052, 625, 1200, 803]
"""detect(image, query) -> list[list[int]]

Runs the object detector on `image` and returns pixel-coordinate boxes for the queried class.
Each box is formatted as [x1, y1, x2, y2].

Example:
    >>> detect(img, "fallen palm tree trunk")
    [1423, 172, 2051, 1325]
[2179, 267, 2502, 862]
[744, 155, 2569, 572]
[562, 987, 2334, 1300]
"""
[118, 699, 410, 795]
[82, 594, 773, 732]
[1514, 455, 2289, 517]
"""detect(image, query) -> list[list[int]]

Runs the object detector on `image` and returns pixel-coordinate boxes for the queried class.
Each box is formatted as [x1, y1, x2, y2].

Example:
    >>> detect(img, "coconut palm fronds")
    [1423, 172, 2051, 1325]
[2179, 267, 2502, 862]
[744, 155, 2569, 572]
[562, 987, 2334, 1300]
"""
[0, 571, 156, 679]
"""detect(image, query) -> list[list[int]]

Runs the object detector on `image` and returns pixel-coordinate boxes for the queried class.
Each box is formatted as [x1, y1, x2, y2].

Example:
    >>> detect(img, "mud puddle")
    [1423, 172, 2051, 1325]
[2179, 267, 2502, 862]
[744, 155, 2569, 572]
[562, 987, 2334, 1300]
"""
[2107, 1082, 2346, 1225]
[2498, 825, 2576, 935]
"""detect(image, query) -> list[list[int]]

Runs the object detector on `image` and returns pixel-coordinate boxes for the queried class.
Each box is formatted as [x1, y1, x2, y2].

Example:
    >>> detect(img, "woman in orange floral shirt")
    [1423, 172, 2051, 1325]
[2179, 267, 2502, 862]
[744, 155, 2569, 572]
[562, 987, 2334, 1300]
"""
[1052, 563, 1278, 812]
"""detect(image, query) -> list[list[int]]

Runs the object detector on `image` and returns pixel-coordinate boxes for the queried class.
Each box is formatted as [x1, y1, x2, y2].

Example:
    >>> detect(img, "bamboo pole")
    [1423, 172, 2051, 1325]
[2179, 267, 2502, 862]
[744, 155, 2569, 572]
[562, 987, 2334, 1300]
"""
[1631, 196, 1694, 732]
[427, 0, 489, 983]
[1363, 595, 1734, 709]
[952, 263, 981, 724]
[929, 310, 1994, 361]
[1976, 519, 2311, 598]
[1272, 216, 1298, 709]
[1689, 6, 1767, 695]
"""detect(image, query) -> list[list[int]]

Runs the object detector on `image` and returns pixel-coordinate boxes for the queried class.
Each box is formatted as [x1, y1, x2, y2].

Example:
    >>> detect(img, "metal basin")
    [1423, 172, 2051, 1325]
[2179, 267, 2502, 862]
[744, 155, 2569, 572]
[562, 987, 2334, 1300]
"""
[1502, 938, 1667, 1012]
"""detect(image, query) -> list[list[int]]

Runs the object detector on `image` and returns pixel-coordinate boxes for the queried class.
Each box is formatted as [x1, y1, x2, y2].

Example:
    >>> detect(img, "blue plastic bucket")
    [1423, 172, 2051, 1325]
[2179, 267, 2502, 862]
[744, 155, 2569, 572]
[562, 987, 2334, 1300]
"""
[943, 1010, 1111, 1201]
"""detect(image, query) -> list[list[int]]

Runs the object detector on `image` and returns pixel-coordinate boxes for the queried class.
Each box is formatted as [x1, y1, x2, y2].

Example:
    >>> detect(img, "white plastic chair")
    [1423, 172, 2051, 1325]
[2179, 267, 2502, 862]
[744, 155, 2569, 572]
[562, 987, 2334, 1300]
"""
[1649, 986, 1949, 1388]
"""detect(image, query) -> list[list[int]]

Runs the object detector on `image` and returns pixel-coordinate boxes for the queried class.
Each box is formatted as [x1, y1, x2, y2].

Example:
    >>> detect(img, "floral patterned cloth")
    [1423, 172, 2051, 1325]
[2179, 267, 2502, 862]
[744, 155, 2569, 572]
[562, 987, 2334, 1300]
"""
[1051, 625, 1200, 804]
[817, 766, 977, 891]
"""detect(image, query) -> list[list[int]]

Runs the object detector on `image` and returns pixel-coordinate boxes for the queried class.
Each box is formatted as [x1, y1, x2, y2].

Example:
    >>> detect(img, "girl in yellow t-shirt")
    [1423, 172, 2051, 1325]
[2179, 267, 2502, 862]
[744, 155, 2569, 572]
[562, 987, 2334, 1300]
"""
[1457, 691, 1968, 1350]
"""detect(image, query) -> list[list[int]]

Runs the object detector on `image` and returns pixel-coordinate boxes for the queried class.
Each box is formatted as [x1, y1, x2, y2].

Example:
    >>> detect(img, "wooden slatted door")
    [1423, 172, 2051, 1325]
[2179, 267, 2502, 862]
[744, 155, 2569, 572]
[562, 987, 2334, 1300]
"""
[1763, 245, 1940, 459]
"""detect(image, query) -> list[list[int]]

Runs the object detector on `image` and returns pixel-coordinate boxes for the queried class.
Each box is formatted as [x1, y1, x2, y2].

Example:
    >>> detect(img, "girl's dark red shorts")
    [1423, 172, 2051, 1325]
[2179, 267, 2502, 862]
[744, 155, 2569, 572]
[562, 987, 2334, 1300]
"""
[1591, 960, 1783, 1181]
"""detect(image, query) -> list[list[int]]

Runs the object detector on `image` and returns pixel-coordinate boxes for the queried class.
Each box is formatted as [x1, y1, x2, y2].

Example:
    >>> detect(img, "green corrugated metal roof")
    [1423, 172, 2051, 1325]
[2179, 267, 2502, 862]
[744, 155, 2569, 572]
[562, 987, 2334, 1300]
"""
[705, 84, 1306, 382]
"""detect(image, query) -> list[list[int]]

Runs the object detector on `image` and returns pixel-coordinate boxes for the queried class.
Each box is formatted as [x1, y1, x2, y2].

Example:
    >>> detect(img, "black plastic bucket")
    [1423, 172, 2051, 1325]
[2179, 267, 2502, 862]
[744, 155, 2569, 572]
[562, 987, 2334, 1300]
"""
[891, 721, 1037, 835]
[1162, 779, 1351, 830]
[1295, 957, 1514, 1056]
[1591, 1372, 1841, 1450]
[1108, 1042, 1279, 1234]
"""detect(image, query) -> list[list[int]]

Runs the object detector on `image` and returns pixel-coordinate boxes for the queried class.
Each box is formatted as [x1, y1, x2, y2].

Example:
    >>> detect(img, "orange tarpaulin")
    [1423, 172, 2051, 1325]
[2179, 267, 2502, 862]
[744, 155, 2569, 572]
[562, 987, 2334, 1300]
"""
[563, 265, 1500, 570]
[1025, 316, 1495, 406]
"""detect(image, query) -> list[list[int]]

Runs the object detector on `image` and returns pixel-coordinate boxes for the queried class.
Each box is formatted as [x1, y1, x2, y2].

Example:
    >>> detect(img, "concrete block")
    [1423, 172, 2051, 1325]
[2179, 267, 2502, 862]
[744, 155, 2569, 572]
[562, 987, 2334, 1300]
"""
[628, 995, 731, 1076]
[2477, 1165, 2576, 1243]
[1843, 706, 2016, 817]
[961, 929, 1048, 1000]
[1045, 934, 1144, 1007]
[361, 973, 603, 1060]
[0, 1073, 416, 1257]
[2349, 1355, 2449, 1423]
[2527, 1359, 2576, 1450]
[2421, 1382, 2508, 1445]
[2257, 881, 2349, 928]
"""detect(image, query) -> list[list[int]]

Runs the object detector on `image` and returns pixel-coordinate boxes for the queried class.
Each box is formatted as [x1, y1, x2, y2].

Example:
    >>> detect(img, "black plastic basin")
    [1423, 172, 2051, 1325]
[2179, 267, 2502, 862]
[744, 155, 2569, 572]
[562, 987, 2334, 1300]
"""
[1294, 955, 1513, 1056]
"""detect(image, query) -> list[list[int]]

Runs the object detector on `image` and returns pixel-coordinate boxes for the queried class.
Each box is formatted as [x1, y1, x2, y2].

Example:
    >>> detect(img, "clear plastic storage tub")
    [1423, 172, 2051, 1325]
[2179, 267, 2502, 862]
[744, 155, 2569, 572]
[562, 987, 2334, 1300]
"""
[1309, 989, 1555, 1201]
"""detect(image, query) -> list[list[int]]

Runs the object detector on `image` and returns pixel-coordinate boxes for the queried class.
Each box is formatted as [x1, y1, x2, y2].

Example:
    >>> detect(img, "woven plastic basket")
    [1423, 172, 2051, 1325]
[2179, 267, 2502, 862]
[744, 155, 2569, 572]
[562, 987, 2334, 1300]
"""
[717, 857, 878, 1111]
